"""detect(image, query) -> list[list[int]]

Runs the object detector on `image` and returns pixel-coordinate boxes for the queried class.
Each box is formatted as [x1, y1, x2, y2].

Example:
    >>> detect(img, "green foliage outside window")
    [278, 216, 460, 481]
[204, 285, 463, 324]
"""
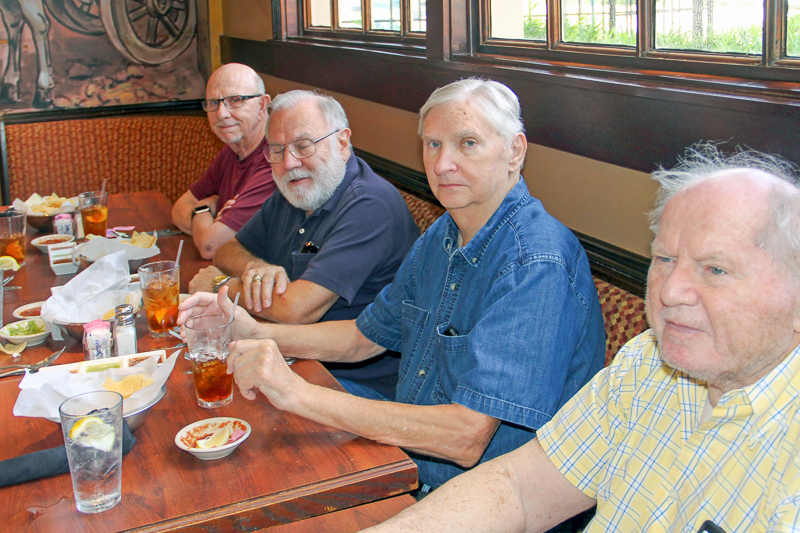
[521, 14, 800, 56]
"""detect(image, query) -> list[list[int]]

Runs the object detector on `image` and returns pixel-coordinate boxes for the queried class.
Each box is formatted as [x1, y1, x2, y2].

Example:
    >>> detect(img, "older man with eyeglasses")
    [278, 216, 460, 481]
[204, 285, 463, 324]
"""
[188, 89, 420, 400]
[172, 63, 277, 260]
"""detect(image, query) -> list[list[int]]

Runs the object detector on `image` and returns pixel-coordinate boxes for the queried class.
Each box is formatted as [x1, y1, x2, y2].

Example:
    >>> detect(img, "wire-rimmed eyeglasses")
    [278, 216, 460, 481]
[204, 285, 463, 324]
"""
[264, 129, 340, 164]
[202, 94, 262, 112]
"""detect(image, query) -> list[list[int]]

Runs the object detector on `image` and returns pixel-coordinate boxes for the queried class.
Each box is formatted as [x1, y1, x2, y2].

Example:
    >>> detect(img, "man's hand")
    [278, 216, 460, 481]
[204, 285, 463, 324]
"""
[227, 337, 308, 409]
[215, 194, 238, 221]
[240, 261, 290, 312]
[188, 264, 224, 293]
[177, 286, 262, 340]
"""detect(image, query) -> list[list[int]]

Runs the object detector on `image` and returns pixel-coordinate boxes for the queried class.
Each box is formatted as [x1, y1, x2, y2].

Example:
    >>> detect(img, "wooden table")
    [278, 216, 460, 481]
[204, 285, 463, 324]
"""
[0, 191, 417, 532]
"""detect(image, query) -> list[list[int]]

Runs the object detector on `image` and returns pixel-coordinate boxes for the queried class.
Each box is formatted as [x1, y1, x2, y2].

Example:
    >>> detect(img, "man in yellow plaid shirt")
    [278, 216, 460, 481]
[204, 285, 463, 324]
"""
[365, 143, 800, 533]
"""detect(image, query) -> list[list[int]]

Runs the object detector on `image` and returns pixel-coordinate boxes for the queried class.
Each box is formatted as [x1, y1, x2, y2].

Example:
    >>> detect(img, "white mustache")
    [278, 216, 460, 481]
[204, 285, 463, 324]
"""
[659, 308, 706, 331]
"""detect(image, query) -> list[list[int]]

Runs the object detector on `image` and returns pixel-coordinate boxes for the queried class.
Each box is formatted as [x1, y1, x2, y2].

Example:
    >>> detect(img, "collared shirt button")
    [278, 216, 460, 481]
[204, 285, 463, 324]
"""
[472, 258, 477, 263]
[418, 369, 426, 376]
[450, 283, 457, 291]
[299, 228, 305, 234]
[446, 243, 451, 252]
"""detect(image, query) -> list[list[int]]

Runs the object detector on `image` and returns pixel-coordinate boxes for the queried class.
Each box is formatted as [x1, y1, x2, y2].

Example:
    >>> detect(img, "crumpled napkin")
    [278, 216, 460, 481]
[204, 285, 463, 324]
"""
[13, 351, 178, 420]
[75, 233, 159, 263]
[41, 251, 142, 340]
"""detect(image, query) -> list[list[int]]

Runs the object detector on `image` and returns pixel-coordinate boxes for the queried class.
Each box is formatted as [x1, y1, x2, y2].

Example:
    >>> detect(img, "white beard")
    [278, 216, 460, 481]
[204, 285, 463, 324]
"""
[275, 153, 346, 212]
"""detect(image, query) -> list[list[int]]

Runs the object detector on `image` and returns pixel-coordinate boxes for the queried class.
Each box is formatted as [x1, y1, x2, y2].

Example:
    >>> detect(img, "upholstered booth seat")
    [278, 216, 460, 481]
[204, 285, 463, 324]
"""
[4, 115, 223, 203]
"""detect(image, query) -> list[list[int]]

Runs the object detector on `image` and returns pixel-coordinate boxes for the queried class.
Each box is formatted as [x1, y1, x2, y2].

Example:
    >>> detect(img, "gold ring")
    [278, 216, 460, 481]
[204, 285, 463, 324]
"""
[252, 274, 263, 283]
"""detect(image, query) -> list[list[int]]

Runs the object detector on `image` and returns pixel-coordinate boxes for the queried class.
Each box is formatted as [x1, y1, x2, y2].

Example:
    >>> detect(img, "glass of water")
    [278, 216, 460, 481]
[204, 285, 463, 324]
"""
[59, 391, 123, 513]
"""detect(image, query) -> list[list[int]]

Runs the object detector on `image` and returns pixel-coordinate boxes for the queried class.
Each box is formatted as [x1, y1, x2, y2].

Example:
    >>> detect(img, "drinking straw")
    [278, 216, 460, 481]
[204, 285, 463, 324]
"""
[175, 239, 184, 267]
[100, 178, 107, 197]
[230, 292, 240, 324]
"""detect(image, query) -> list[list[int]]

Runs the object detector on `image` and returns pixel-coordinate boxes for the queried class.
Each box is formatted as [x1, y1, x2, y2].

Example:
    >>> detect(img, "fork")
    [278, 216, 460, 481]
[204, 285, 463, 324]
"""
[2, 276, 13, 286]
[0, 347, 66, 378]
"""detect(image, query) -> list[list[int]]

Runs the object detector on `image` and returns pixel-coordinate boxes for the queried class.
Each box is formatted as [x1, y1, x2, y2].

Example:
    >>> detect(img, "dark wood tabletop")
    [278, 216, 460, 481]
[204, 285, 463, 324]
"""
[0, 191, 417, 532]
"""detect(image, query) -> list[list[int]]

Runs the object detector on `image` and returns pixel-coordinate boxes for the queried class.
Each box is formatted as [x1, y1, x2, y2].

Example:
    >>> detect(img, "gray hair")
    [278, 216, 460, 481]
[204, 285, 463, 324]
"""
[418, 78, 525, 145]
[266, 90, 349, 142]
[649, 142, 800, 278]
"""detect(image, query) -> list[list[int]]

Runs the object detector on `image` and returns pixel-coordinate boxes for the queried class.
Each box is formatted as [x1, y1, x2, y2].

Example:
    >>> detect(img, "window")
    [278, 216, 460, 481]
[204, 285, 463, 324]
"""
[486, 0, 800, 69]
[305, 0, 426, 36]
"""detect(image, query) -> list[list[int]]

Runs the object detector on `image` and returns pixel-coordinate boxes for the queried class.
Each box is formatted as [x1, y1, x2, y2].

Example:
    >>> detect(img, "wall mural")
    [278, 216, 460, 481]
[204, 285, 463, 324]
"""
[0, 0, 206, 112]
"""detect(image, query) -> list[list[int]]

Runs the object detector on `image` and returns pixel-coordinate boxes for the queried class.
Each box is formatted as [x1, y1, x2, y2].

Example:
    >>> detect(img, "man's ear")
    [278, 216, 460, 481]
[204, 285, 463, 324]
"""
[337, 128, 352, 160]
[509, 133, 527, 174]
[258, 94, 271, 118]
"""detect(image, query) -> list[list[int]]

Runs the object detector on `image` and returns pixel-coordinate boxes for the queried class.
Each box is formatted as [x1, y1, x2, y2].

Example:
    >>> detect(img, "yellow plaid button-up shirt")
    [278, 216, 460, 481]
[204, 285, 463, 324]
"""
[538, 330, 800, 532]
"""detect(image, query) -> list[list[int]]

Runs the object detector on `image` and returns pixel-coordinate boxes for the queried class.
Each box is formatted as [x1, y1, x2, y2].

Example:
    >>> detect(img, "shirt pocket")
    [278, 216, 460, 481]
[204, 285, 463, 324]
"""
[431, 323, 469, 404]
[290, 251, 315, 280]
[400, 300, 429, 382]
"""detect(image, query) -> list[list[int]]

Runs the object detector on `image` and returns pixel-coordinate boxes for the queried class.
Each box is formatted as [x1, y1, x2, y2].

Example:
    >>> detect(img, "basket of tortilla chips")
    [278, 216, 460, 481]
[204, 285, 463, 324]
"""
[13, 193, 78, 232]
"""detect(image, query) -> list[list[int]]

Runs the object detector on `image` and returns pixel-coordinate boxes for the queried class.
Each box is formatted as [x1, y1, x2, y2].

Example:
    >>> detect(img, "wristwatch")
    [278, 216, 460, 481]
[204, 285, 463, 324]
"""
[191, 205, 211, 219]
[211, 274, 231, 293]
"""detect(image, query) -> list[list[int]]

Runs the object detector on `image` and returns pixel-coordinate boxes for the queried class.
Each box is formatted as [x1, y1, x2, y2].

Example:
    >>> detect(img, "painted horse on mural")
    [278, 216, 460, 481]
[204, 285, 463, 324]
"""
[0, 0, 55, 107]
[0, 0, 197, 109]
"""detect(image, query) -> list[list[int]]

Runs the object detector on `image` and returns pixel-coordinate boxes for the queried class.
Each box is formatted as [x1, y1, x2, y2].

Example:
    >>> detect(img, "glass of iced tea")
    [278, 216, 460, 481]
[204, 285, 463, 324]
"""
[184, 313, 234, 408]
[139, 260, 180, 337]
[78, 191, 109, 238]
[0, 209, 27, 266]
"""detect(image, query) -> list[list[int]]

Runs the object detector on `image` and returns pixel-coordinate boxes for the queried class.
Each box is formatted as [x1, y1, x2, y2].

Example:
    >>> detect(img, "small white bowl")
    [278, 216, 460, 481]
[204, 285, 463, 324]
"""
[175, 417, 251, 461]
[31, 234, 74, 253]
[0, 318, 50, 346]
[12, 301, 46, 320]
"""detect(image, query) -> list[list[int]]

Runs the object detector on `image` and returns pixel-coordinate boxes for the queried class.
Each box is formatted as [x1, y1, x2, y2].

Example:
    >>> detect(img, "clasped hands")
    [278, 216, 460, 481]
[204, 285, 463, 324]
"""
[177, 287, 302, 409]
[188, 259, 289, 313]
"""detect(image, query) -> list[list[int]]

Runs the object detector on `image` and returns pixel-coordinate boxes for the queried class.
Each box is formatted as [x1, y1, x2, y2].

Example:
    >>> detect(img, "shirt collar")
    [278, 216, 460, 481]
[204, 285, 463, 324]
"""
[442, 178, 530, 266]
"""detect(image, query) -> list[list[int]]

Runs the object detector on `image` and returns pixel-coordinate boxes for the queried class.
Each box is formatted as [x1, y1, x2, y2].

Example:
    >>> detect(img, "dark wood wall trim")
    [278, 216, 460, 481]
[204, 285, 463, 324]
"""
[355, 148, 649, 296]
[223, 36, 800, 175]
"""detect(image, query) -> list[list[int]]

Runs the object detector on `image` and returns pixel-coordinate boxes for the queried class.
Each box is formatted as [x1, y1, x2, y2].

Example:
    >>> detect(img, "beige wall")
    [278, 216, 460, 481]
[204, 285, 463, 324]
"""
[258, 75, 657, 257]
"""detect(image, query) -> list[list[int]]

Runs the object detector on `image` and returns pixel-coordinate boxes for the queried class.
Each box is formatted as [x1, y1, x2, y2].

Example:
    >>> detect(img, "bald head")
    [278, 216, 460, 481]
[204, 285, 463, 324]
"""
[206, 63, 265, 97]
[204, 63, 269, 158]
[649, 144, 800, 280]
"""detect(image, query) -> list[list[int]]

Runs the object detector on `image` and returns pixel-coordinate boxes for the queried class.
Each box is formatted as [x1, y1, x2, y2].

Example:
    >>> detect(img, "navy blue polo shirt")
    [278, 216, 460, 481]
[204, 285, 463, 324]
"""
[236, 154, 420, 397]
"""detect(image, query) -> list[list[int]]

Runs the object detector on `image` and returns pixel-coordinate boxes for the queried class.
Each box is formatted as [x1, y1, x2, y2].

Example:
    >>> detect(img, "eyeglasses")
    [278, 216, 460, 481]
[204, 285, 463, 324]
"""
[202, 94, 262, 112]
[265, 129, 340, 164]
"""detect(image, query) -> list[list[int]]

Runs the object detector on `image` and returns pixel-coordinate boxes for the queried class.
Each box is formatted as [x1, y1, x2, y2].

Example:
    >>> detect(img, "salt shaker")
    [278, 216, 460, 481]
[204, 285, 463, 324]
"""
[113, 304, 138, 357]
[83, 319, 114, 360]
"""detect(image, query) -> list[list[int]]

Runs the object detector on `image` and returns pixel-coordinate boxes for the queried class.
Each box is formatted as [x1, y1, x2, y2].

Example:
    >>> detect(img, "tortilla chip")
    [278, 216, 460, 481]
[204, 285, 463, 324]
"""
[125, 231, 156, 248]
[103, 374, 153, 399]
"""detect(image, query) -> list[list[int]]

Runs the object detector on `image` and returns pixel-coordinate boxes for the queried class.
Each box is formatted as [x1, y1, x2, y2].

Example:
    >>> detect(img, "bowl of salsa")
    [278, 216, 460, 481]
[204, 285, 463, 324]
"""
[12, 301, 45, 320]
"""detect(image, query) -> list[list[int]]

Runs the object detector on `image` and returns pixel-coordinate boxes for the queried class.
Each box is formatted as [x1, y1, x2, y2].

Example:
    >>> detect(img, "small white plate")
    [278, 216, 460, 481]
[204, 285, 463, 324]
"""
[0, 318, 50, 346]
[12, 301, 46, 320]
[31, 234, 74, 253]
[175, 417, 251, 461]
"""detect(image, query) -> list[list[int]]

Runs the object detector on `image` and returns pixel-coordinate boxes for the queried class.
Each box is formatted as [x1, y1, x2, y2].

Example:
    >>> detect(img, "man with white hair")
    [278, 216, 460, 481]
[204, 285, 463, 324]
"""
[189, 89, 419, 400]
[172, 63, 276, 259]
[180, 78, 605, 493]
[363, 144, 800, 532]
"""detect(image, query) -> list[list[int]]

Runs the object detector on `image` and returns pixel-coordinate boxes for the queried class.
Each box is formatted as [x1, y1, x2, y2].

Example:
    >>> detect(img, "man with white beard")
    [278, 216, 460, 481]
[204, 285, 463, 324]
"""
[189, 90, 420, 399]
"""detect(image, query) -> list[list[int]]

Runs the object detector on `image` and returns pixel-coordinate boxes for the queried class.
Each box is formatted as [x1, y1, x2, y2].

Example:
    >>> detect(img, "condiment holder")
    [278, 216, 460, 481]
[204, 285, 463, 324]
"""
[48, 242, 80, 275]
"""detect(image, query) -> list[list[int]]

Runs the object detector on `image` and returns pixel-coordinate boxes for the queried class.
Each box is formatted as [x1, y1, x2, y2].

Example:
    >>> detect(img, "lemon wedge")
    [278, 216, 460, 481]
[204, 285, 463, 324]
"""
[0, 341, 26, 355]
[69, 416, 116, 452]
[196, 425, 231, 449]
[0, 256, 20, 271]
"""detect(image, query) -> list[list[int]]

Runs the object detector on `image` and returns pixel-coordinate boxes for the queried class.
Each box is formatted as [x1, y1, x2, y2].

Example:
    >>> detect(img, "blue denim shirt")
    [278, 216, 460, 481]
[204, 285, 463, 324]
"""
[356, 179, 606, 488]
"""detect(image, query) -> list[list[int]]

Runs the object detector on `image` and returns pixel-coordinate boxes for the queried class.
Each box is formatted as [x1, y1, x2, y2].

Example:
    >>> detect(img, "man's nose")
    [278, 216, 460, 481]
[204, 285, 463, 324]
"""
[282, 148, 303, 170]
[213, 103, 232, 119]
[433, 147, 457, 176]
[658, 262, 699, 308]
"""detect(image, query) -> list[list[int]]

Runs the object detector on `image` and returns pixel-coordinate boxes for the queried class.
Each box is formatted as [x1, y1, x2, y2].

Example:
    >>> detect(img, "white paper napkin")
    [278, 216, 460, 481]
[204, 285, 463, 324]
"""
[75, 234, 160, 262]
[13, 351, 179, 420]
[41, 251, 142, 340]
